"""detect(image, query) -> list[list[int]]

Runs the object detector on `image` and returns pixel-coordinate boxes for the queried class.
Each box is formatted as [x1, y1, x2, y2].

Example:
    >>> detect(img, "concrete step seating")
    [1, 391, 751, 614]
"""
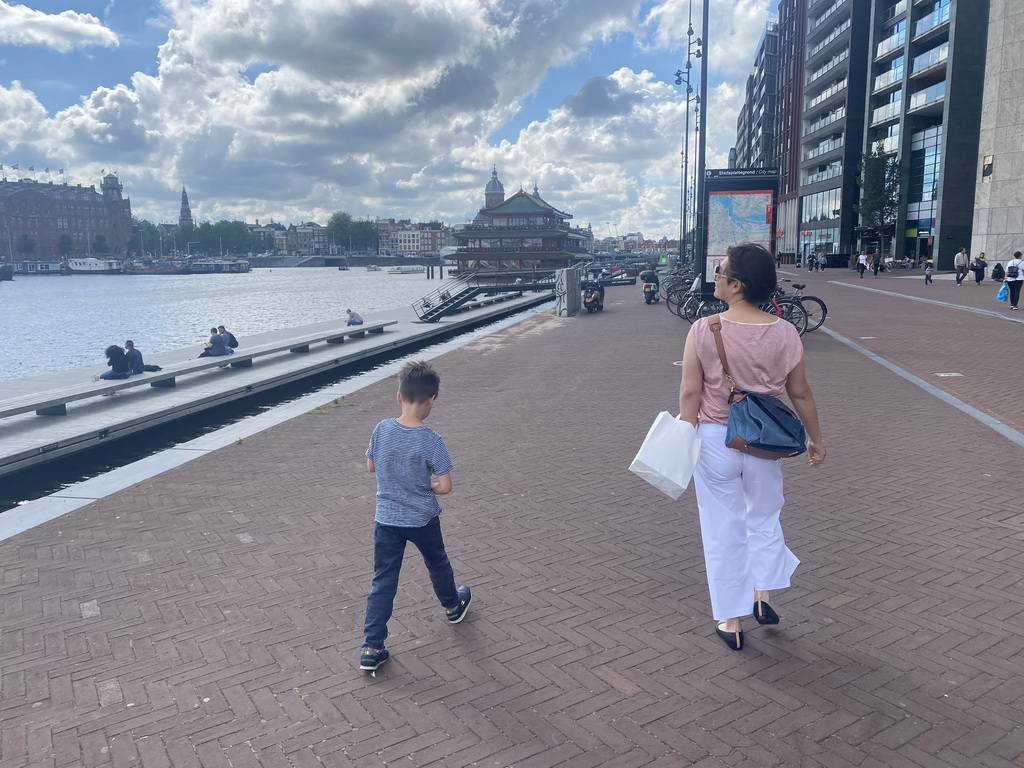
[0, 321, 397, 419]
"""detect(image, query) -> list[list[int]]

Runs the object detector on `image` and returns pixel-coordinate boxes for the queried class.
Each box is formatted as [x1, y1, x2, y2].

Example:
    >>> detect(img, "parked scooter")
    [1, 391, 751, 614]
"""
[582, 280, 605, 313]
[639, 269, 660, 304]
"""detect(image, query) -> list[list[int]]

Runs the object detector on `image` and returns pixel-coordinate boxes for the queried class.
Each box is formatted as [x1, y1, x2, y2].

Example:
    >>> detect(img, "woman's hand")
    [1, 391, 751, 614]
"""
[807, 439, 826, 467]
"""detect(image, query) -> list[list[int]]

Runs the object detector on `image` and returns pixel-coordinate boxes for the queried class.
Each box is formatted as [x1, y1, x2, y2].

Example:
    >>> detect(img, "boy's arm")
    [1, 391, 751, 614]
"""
[367, 458, 375, 472]
[431, 472, 452, 495]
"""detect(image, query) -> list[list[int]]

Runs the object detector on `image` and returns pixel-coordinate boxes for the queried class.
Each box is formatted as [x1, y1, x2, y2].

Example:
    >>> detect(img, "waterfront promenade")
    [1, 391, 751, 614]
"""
[1, 267, 1022, 767]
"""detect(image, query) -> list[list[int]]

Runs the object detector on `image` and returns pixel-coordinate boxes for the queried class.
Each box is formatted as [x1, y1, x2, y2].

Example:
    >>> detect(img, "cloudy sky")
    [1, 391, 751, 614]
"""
[0, 0, 775, 240]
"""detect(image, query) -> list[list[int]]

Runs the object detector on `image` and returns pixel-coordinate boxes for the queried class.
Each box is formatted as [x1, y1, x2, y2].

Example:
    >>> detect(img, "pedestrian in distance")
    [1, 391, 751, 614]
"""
[678, 243, 826, 652]
[972, 252, 988, 285]
[924, 260, 934, 285]
[218, 325, 239, 349]
[954, 247, 969, 285]
[124, 340, 144, 375]
[346, 309, 364, 326]
[360, 360, 471, 672]
[857, 251, 868, 278]
[197, 327, 230, 358]
[992, 262, 1005, 282]
[1006, 251, 1024, 310]
[872, 255, 882, 278]
[98, 344, 130, 381]
[818, 254, 827, 272]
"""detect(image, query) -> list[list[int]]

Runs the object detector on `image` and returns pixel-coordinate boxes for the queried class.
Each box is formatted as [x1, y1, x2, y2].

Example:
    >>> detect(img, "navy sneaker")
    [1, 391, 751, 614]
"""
[445, 585, 472, 624]
[359, 646, 390, 671]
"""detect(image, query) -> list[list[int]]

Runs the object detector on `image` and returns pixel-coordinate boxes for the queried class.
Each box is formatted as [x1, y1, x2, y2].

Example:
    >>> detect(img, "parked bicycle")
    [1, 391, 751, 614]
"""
[775, 280, 828, 332]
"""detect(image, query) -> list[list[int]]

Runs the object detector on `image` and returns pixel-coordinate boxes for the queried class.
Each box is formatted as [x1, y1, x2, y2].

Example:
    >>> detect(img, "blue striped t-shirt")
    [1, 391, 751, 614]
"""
[366, 418, 453, 527]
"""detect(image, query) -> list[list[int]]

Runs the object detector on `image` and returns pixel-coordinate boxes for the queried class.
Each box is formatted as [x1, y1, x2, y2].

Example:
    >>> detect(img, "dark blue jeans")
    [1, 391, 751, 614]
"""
[363, 515, 458, 648]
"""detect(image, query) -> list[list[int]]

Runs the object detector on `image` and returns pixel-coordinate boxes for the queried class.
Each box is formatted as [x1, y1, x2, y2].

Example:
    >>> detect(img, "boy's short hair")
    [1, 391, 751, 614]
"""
[399, 361, 440, 403]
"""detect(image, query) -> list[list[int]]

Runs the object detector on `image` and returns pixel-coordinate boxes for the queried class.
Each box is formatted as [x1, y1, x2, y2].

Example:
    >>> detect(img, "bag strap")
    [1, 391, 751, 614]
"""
[707, 315, 739, 395]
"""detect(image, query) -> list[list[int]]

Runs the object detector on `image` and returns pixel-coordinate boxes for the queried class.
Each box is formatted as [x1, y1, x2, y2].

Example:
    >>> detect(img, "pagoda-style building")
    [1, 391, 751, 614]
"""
[454, 168, 592, 273]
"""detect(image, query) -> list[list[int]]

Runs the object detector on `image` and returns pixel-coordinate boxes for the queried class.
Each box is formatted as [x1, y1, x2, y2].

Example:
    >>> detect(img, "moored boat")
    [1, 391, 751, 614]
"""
[366, 264, 382, 271]
[13, 260, 62, 276]
[61, 257, 123, 274]
[386, 264, 426, 275]
[124, 258, 191, 275]
[189, 257, 251, 273]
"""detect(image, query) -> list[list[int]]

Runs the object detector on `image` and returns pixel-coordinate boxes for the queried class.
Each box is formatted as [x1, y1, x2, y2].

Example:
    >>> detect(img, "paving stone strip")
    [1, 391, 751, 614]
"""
[0, 273, 1021, 767]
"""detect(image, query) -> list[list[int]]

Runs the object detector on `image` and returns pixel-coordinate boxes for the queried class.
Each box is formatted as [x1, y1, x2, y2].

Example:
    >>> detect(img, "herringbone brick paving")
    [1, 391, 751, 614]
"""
[1, 267, 1022, 767]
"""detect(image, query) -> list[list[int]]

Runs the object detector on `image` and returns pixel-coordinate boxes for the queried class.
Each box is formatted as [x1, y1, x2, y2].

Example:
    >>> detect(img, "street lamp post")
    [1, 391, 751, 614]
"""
[694, 0, 710, 290]
[675, 10, 703, 268]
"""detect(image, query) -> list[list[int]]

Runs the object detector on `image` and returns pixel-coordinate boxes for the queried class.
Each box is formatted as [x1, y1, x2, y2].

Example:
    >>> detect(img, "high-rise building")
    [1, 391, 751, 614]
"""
[774, 0, 807, 257]
[970, 0, 1020, 263]
[735, 23, 780, 170]
[863, 0, 989, 267]
[798, 0, 871, 263]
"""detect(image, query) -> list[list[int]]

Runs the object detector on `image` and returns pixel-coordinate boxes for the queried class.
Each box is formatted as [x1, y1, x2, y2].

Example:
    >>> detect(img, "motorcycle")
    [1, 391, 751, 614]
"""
[582, 280, 605, 313]
[640, 270, 660, 304]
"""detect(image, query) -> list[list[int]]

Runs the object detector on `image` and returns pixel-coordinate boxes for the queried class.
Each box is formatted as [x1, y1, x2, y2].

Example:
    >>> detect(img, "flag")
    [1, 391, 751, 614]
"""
[44, 167, 49, 174]
[59, 168, 64, 174]
[28, 166, 34, 172]
[11, 164, 17, 171]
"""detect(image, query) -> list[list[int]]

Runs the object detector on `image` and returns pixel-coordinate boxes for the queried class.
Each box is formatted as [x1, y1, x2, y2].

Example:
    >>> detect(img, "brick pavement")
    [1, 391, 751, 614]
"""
[1, 270, 1023, 767]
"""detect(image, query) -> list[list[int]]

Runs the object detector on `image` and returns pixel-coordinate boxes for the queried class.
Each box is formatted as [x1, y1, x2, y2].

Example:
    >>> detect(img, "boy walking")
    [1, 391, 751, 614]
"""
[360, 361, 471, 671]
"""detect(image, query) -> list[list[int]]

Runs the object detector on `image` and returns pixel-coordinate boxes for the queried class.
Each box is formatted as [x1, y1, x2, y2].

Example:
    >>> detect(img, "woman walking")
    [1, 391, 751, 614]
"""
[1006, 251, 1024, 310]
[973, 253, 988, 285]
[678, 243, 826, 651]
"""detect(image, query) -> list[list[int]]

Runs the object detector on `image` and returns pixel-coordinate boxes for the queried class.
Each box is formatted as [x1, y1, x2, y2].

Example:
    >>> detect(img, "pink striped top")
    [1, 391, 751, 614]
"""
[691, 315, 804, 426]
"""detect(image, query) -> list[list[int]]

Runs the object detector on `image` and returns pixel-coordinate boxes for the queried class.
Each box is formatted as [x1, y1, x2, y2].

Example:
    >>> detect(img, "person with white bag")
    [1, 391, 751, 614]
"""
[677, 243, 826, 652]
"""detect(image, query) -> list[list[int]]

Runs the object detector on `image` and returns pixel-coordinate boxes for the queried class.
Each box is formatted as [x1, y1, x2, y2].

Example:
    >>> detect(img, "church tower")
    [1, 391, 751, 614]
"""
[179, 186, 194, 228]
[484, 166, 505, 209]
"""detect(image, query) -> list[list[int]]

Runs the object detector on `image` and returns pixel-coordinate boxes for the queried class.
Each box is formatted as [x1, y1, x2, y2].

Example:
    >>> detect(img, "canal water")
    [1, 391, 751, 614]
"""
[0, 267, 446, 382]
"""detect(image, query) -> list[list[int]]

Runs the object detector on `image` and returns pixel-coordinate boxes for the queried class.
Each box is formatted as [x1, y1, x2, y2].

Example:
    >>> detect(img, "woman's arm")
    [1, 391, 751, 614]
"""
[785, 360, 826, 466]
[678, 331, 703, 427]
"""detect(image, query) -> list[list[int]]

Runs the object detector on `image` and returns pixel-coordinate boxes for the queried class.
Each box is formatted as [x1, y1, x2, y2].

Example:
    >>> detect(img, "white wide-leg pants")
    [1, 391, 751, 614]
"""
[693, 423, 799, 621]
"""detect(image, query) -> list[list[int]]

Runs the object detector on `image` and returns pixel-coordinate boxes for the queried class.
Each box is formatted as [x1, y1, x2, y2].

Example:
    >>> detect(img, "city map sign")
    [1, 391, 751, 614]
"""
[699, 168, 778, 296]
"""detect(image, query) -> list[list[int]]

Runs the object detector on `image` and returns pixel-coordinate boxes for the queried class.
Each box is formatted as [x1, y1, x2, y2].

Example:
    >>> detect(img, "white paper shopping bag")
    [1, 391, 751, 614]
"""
[628, 412, 701, 500]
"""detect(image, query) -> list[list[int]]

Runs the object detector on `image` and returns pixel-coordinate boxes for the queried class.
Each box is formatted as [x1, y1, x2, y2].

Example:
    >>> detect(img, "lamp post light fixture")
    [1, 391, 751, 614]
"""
[674, 8, 702, 267]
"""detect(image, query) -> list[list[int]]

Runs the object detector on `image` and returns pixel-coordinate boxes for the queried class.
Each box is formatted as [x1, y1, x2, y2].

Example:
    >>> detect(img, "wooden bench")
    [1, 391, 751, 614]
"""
[0, 321, 396, 419]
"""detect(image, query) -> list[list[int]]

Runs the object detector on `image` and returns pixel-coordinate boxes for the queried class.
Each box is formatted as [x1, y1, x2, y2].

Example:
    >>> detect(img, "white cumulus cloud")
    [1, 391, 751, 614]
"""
[0, 2, 119, 52]
[10, 0, 765, 240]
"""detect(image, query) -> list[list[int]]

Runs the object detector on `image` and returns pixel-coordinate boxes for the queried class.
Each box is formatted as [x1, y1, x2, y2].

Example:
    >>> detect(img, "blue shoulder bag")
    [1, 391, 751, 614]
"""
[708, 317, 806, 460]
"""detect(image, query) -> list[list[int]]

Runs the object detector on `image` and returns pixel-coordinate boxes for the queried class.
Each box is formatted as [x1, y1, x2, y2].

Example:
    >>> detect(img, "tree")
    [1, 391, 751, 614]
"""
[56, 234, 74, 257]
[127, 217, 162, 256]
[16, 234, 35, 257]
[854, 140, 901, 259]
[326, 212, 378, 252]
[91, 234, 111, 255]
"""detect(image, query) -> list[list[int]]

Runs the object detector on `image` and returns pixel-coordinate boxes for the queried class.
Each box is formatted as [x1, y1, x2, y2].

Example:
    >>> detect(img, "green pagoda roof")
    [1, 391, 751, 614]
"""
[483, 190, 572, 219]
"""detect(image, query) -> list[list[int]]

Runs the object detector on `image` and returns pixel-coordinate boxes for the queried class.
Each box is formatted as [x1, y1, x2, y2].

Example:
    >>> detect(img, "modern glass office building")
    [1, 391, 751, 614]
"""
[863, 0, 989, 267]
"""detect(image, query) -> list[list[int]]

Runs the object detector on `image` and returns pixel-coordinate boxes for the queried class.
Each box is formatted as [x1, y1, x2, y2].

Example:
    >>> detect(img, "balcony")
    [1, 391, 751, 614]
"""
[806, 78, 848, 111]
[871, 99, 903, 125]
[876, 30, 906, 59]
[911, 42, 948, 75]
[803, 164, 843, 186]
[914, 3, 950, 38]
[804, 106, 847, 137]
[873, 67, 904, 92]
[884, 0, 908, 20]
[809, 19, 851, 60]
[810, 0, 844, 33]
[908, 81, 945, 113]
[808, 49, 849, 85]
[804, 137, 844, 163]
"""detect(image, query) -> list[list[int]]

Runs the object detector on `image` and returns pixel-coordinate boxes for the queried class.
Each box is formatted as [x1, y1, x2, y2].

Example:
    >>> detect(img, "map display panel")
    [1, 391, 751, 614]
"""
[707, 190, 773, 257]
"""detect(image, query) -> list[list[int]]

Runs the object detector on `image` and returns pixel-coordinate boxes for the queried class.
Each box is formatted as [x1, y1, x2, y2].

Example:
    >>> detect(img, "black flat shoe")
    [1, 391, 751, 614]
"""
[753, 600, 780, 625]
[715, 623, 743, 651]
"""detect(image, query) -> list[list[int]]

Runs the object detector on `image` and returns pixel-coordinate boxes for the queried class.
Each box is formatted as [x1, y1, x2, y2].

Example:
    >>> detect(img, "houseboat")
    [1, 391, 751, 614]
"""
[13, 260, 62, 276]
[386, 264, 426, 275]
[61, 257, 123, 274]
[189, 257, 251, 273]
